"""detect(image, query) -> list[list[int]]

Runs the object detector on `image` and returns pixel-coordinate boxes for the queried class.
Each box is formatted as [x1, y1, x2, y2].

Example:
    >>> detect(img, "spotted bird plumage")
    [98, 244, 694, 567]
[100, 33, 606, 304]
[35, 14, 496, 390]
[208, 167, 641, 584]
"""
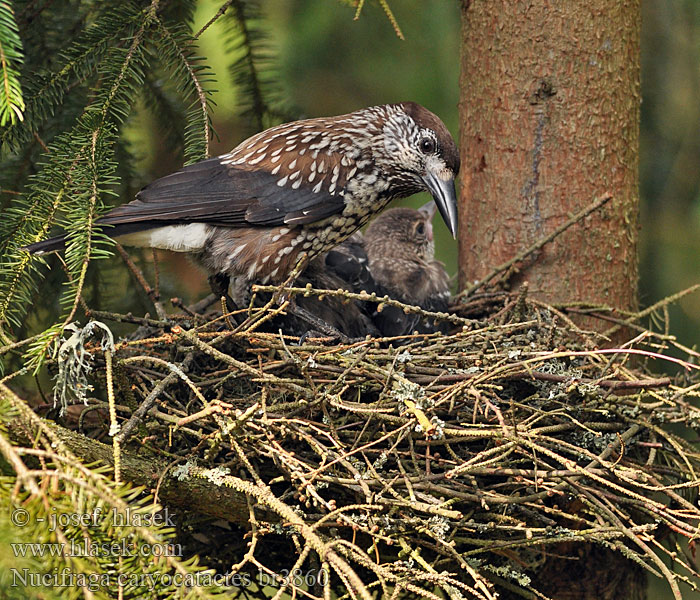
[23, 103, 459, 290]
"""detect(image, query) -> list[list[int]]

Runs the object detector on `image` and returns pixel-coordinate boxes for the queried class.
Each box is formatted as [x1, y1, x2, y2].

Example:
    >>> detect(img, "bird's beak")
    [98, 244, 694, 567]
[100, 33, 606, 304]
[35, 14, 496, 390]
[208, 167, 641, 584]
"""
[421, 170, 458, 238]
[417, 200, 438, 220]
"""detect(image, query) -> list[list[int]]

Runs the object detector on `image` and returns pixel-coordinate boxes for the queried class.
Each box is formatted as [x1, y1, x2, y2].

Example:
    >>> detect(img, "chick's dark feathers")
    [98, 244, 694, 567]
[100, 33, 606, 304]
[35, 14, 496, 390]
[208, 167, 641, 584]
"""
[287, 203, 452, 340]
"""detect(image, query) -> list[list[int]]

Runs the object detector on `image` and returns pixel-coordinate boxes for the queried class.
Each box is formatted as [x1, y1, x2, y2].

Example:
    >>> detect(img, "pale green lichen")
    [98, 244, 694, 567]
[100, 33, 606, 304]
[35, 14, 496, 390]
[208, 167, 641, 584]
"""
[427, 515, 450, 538]
[396, 350, 412, 363]
[429, 416, 445, 440]
[201, 466, 231, 486]
[53, 320, 115, 416]
[172, 460, 197, 481]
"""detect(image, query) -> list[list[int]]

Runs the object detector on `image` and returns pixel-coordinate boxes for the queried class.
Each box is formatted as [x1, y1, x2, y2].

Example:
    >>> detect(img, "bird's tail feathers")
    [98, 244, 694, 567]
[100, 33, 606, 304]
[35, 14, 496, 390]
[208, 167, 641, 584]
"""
[21, 235, 66, 255]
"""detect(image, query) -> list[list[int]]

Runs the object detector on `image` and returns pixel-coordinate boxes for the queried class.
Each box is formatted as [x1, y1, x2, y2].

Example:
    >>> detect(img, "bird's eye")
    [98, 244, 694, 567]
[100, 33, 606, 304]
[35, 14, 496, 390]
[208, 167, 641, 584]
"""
[415, 222, 425, 236]
[419, 137, 435, 154]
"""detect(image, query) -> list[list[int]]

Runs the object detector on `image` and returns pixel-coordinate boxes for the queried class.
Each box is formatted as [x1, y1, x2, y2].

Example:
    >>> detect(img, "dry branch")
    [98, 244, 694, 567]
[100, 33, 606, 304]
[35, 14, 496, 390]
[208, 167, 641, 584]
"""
[5, 282, 700, 599]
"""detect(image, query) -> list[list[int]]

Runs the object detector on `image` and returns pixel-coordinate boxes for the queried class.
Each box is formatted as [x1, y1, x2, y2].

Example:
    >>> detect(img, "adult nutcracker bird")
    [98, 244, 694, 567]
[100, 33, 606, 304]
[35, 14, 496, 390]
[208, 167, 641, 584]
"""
[23, 103, 459, 292]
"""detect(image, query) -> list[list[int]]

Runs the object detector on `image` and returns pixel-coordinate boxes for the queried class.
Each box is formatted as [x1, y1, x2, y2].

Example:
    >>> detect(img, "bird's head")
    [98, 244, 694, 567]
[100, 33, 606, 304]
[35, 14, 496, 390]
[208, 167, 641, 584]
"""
[364, 202, 439, 262]
[380, 102, 460, 238]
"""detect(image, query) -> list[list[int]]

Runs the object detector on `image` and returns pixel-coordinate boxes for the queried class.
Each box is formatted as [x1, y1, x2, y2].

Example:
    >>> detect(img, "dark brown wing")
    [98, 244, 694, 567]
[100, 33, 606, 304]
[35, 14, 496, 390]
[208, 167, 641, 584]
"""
[23, 112, 370, 254]
[99, 157, 346, 229]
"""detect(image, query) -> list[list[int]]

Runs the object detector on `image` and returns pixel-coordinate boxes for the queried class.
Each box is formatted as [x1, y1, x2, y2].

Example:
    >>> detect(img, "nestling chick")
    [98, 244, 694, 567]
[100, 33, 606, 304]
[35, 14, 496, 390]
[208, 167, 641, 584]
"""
[229, 203, 452, 340]
[362, 202, 451, 336]
[364, 201, 450, 311]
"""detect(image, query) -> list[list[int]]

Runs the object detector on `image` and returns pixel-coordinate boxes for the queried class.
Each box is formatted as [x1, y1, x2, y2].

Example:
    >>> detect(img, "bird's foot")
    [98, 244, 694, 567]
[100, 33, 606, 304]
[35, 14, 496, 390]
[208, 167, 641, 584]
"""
[207, 273, 245, 327]
[208, 273, 231, 302]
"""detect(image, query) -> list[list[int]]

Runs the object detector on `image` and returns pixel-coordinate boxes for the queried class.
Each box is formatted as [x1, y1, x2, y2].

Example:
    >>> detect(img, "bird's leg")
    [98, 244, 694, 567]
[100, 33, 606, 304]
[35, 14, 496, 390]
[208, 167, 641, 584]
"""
[208, 273, 231, 301]
[207, 273, 246, 328]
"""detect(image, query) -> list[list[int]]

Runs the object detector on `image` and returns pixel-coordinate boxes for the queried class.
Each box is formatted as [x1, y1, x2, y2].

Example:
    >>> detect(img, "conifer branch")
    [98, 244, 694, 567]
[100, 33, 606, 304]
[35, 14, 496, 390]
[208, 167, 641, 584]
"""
[225, 0, 293, 133]
[195, 0, 235, 39]
[0, 1, 25, 125]
[0, 1, 161, 359]
[154, 19, 213, 160]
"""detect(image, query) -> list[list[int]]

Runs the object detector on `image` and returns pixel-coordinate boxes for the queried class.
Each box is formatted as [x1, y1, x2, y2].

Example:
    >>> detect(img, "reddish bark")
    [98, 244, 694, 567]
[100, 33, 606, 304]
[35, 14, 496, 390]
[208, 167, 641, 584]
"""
[458, 1, 640, 313]
[458, 2, 644, 597]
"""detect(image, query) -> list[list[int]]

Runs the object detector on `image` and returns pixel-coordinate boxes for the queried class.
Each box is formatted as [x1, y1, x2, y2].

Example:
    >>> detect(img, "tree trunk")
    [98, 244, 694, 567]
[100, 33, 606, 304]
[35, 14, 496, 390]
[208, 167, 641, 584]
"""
[458, 1, 643, 598]
[458, 0, 640, 313]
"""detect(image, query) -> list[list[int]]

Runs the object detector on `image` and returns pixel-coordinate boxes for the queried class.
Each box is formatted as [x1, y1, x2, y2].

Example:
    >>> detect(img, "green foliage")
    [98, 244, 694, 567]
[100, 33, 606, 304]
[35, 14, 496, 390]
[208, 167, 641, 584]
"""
[152, 21, 216, 164]
[0, 1, 25, 127]
[0, 1, 157, 370]
[0, 388, 228, 599]
[0, 2, 23, 126]
[223, 0, 295, 133]
[0, 0, 228, 373]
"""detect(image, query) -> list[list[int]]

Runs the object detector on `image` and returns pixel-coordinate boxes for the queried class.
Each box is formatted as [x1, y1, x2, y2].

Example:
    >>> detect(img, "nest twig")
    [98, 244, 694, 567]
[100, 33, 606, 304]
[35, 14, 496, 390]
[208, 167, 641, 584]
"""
[35, 278, 700, 600]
